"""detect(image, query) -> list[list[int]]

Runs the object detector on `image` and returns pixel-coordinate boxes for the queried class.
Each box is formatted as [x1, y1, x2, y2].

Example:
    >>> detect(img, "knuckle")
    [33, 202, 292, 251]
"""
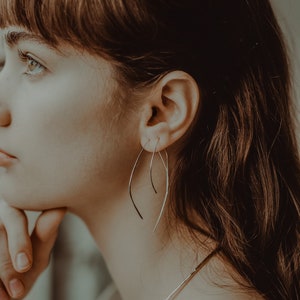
[0, 205, 26, 229]
[5, 209, 21, 223]
[0, 260, 15, 278]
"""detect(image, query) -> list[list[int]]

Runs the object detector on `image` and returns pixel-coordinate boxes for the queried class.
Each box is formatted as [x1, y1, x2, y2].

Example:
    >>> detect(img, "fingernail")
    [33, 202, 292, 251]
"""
[16, 252, 30, 271]
[9, 279, 25, 298]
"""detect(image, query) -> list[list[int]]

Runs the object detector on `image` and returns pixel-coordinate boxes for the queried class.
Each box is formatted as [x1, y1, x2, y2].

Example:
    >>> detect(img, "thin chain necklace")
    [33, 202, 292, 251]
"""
[164, 247, 220, 300]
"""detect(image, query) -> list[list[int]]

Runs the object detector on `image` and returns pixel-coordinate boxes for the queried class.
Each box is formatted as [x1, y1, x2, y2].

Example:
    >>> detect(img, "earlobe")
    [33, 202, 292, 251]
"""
[139, 71, 200, 152]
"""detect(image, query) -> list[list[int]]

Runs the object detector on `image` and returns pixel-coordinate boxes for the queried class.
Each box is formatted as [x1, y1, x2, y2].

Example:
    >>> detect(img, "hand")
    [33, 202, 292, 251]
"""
[0, 200, 66, 299]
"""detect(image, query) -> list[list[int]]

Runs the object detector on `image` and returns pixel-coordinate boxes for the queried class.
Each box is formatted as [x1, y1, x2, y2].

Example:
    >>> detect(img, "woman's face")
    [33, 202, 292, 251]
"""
[0, 27, 139, 211]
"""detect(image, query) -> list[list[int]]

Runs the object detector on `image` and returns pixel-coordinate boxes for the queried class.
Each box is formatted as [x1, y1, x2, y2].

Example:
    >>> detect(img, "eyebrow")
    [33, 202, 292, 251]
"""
[4, 30, 56, 50]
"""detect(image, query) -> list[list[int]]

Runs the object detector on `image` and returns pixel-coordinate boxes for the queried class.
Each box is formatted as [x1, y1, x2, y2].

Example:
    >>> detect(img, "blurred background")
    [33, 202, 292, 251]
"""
[24, 1, 300, 299]
[25, 212, 117, 300]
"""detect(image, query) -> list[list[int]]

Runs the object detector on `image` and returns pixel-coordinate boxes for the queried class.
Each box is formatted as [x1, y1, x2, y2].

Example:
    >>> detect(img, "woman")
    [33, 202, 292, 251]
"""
[0, 0, 299, 299]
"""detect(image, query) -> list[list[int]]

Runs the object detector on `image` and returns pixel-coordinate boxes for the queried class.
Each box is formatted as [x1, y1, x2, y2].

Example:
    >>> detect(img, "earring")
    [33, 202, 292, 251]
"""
[128, 145, 145, 219]
[149, 138, 160, 194]
[153, 149, 169, 232]
[128, 139, 169, 231]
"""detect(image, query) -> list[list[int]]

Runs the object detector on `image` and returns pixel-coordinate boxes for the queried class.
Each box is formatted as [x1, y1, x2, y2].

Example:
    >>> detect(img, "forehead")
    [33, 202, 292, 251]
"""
[1, 26, 59, 49]
[1, 26, 82, 59]
[0, 0, 92, 49]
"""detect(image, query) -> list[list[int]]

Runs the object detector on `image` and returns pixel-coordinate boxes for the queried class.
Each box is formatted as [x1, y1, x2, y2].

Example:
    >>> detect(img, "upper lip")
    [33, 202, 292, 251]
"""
[0, 148, 17, 158]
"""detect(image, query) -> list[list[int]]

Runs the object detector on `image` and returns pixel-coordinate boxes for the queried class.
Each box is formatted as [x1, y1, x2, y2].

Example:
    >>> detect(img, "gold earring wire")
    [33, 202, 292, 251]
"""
[153, 149, 169, 232]
[128, 140, 169, 229]
[149, 138, 160, 194]
[128, 145, 145, 219]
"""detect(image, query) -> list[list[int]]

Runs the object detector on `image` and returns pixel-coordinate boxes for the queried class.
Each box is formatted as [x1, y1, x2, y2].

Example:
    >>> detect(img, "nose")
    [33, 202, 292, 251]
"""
[0, 69, 12, 127]
[0, 67, 12, 127]
[0, 34, 11, 127]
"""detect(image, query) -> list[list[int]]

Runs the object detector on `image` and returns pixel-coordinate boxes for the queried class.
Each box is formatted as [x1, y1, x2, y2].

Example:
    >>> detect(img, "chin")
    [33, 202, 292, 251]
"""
[1, 198, 41, 211]
[0, 190, 47, 212]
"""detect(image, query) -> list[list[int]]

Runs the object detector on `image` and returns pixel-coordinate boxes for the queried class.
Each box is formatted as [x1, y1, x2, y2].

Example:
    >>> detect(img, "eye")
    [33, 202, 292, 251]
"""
[18, 50, 46, 77]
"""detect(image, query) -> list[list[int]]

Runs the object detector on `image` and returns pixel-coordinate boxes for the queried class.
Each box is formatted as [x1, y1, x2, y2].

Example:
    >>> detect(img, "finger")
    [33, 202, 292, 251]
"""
[21, 208, 66, 291]
[0, 281, 10, 300]
[34, 208, 67, 242]
[0, 208, 66, 299]
[0, 225, 25, 299]
[0, 201, 32, 273]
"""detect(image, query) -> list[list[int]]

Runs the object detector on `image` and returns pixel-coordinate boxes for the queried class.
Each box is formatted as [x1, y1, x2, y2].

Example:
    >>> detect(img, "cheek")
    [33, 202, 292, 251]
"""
[0, 53, 136, 209]
[2, 104, 111, 209]
[2, 103, 136, 211]
[0, 133, 108, 210]
[9, 128, 104, 208]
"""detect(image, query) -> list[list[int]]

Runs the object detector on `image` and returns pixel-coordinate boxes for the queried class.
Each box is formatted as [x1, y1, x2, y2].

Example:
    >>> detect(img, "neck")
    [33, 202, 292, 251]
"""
[68, 154, 199, 299]
[79, 203, 211, 300]
[68, 155, 229, 299]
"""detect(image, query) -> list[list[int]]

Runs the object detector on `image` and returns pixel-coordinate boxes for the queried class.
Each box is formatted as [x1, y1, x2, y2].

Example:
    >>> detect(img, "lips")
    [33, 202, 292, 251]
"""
[0, 149, 17, 167]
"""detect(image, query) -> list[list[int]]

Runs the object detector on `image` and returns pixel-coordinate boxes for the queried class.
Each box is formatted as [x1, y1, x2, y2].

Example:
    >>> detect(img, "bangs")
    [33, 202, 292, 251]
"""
[0, 0, 159, 62]
[0, 0, 189, 83]
[1, 0, 81, 46]
[0, 0, 138, 55]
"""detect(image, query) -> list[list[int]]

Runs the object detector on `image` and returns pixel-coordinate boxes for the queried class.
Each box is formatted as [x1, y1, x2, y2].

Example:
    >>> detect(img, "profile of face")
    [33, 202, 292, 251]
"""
[0, 27, 139, 211]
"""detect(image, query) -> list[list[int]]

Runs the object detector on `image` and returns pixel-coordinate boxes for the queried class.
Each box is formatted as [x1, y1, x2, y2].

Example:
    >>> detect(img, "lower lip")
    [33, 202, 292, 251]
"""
[0, 152, 17, 167]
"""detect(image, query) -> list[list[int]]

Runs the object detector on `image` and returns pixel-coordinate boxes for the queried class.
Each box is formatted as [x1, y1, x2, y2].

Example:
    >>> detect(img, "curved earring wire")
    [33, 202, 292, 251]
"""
[149, 138, 160, 194]
[153, 149, 169, 232]
[128, 146, 145, 220]
[128, 140, 169, 229]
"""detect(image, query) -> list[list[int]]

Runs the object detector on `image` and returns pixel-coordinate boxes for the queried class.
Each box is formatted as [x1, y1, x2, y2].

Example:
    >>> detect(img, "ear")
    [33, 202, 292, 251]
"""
[139, 71, 200, 152]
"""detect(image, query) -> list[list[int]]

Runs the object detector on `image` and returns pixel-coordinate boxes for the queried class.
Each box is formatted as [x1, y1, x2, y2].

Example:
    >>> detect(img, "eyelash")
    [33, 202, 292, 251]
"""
[18, 50, 47, 78]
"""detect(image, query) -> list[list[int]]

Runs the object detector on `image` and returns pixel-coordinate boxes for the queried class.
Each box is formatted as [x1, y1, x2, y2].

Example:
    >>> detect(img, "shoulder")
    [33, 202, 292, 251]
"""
[177, 256, 264, 300]
[177, 281, 263, 300]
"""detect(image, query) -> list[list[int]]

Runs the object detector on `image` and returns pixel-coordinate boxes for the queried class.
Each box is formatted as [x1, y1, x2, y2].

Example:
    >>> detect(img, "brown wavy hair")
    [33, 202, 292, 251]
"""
[1, 0, 299, 299]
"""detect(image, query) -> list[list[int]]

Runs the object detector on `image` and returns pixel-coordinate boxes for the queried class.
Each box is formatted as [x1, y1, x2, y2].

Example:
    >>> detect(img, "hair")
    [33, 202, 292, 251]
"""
[1, 0, 299, 299]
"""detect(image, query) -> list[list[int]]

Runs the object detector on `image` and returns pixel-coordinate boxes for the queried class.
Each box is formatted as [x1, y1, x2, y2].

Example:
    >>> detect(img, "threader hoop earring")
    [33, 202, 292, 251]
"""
[128, 139, 169, 231]
[149, 139, 159, 194]
[128, 145, 145, 219]
[153, 149, 169, 232]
